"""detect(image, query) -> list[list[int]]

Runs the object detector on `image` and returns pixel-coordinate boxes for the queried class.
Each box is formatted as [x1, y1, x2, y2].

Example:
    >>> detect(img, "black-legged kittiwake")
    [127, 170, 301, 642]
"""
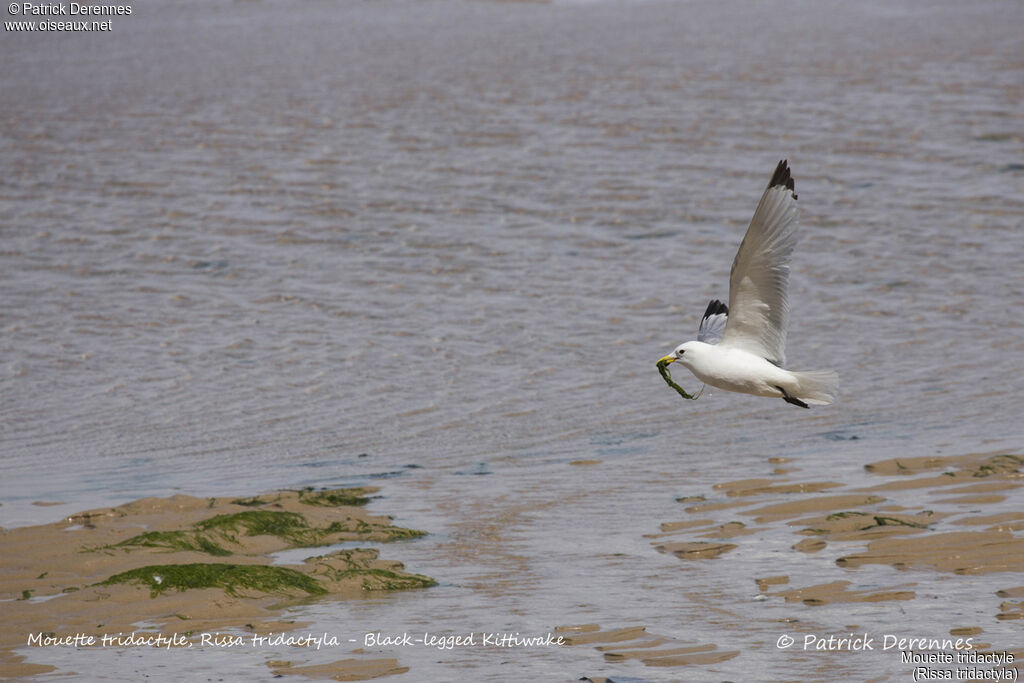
[657, 160, 838, 409]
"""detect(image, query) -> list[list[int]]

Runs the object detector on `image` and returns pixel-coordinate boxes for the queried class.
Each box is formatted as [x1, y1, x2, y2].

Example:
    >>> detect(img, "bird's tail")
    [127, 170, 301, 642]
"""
[790, 370, 839, 405]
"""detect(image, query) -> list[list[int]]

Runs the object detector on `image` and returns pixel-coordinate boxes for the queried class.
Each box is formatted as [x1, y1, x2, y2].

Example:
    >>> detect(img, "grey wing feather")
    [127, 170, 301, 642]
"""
[697, 299, 729, 344]
[720, 159, 799, 366]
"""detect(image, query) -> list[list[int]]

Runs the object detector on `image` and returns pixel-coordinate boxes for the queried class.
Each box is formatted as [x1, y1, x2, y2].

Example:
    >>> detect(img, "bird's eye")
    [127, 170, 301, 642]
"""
[677, 349, 685, 355]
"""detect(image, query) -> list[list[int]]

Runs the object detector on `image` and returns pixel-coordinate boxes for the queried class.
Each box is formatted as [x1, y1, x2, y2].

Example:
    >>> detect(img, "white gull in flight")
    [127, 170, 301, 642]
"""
[657, 160, 838, 408]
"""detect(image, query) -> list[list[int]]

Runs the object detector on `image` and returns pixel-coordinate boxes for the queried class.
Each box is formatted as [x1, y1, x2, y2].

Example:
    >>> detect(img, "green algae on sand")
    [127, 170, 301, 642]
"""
[306, 549, 438, 592]
[298, 487, 373, 507]
[105, 489, 426, 556]
[99, 547, 439, 599]
[0, 486, 435, 680]
[102, 563, 327, 598]
[109, 529, 235, 556]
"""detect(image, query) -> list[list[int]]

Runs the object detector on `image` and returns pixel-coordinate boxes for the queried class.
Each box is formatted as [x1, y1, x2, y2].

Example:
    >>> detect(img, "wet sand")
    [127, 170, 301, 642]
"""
[594, 450, 1024, 678]
[4, 460, 1024, 681]
[0, 487, 432, 679]
[7, 452, 1024, 680]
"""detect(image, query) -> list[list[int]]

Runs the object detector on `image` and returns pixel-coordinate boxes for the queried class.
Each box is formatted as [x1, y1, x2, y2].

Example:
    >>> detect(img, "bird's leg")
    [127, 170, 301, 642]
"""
[776, 385, 809, 409]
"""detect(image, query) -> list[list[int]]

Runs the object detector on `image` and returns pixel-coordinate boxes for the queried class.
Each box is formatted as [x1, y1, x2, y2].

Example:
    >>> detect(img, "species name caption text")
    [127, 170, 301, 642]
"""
[5, 3, 131, 32]
[27, 630, 566, 651]
[776, 633, 1017, 681]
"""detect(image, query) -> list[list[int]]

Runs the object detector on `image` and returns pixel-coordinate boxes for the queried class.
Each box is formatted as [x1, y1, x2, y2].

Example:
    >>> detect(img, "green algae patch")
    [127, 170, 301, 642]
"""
[797, 510, 939, 540]
[107, 506, 427, 557]
[325, 519, 427, 542]
[298, 487, 373, 508]
[865, 452, 1024, 479]
[231, 496, 268, 507]
[102, 563, 327, 598]
[111, 530, 233, 557]
[872, 515, 930, 528]
[305, 549, 437, 592]
[107, 511, 319, 556]
[1, 486, 436, 681]
[339, 568, 436, 592]
[195, 509, 427, 546]
[971, 455, 1024, 478]
[88, 490, 436, 596]
[196, 510, 320, 546]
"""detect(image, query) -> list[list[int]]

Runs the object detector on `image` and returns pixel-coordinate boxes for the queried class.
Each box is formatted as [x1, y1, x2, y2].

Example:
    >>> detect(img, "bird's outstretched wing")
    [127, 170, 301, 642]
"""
[697, 299, 728, 344]
[719, 160, 799, 366]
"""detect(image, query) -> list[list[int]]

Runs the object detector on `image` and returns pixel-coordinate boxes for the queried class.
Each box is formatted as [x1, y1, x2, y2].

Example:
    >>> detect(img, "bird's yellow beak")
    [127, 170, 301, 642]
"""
[657, 354, 675, 367]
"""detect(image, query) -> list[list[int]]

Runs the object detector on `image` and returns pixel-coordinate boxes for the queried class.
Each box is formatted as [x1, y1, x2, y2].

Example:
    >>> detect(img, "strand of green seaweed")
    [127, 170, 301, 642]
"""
[656, 359, 701, 401]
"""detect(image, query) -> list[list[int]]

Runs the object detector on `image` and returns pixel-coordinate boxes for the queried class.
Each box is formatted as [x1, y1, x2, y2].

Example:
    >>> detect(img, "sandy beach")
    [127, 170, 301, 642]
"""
[0, 488, 433, 679]
[4, 449, 1024, 679]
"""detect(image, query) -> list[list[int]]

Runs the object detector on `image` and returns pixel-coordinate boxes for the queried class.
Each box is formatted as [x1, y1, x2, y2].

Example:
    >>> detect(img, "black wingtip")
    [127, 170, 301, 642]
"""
[768, 159, 797, 200]
[702, 299, 728, 320]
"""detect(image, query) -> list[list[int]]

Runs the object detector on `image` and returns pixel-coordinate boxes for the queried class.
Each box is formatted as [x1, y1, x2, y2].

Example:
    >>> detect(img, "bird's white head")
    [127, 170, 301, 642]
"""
[658, 340, 703, 369]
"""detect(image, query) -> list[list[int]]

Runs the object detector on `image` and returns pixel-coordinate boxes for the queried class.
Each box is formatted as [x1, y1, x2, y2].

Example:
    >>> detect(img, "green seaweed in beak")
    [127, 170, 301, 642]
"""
[656, 357, 700, 401]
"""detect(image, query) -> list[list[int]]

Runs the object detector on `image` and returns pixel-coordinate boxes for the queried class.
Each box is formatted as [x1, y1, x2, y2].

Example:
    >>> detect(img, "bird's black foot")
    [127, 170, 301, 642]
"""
[776, 385, 809, 409]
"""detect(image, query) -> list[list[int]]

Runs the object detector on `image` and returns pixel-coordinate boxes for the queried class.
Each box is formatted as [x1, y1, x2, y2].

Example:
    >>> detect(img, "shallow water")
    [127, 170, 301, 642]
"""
[2, 0, 1023, 679]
